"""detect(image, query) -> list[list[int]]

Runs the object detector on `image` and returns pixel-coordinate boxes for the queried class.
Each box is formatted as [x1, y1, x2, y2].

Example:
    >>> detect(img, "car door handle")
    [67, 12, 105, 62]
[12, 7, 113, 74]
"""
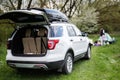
[80, 39, 82, 41]
[70, 39, 73, 41]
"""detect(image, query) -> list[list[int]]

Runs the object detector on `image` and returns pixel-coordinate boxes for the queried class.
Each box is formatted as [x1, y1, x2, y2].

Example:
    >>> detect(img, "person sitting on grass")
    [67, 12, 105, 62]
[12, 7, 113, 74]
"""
[98, 32, 115, 45]
[94, 29, 115, 46]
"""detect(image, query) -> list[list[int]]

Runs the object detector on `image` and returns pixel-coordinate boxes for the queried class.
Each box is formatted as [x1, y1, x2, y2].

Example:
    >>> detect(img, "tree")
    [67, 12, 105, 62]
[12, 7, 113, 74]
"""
[89, 0, 120, 32]
[71, 4, 99, 33]
[0, 0, 33, 11]
[60, 0, 82, 18]
[17, 0, 22, 9]
[27, 0, 33, 9]
[0, 0, 120, 33]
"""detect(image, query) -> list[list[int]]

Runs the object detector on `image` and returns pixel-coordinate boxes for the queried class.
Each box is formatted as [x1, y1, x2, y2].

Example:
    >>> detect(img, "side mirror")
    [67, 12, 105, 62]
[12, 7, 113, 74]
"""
[82, 32, 88, 37]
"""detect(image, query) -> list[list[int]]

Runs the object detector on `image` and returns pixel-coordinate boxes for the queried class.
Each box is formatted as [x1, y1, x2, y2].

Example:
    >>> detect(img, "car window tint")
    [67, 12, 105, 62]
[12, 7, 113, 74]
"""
[0, 12, 45, 23]
[50, 26, 63, 37]
[67, 26, 76, 36]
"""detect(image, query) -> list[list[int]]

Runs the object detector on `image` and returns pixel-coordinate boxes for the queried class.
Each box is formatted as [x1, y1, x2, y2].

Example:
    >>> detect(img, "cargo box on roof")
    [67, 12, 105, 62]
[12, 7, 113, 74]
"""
[30, 8, 69, 22]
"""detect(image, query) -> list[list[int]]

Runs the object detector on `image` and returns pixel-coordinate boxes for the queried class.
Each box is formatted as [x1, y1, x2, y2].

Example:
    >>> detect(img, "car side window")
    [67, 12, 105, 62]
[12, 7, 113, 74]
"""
[50, 26, 63, 37]
[67, 26, 76, 37]
[73, 25, 82, 36]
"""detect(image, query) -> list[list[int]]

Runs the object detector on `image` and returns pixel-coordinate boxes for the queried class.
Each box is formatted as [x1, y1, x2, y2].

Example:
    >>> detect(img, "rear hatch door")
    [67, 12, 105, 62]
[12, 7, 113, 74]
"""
[0, 10, 50, 26]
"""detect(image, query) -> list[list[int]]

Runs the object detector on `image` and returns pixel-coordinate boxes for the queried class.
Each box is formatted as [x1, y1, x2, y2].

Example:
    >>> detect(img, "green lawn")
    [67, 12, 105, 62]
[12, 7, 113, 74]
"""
[0, 33, 120, 80]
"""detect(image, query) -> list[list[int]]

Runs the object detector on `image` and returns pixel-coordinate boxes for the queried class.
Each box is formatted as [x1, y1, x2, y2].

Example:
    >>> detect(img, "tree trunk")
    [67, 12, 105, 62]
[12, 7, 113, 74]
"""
[60, 0, 69, 11]
[68, 0, 76, 18]
[8, 0, 16, 10]
[27, 0, 33, 9]
[17, 0, 22, 10]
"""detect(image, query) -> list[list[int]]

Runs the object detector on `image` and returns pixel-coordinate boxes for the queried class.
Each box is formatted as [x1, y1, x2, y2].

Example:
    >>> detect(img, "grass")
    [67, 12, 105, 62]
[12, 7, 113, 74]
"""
[0, 33, 120, 80]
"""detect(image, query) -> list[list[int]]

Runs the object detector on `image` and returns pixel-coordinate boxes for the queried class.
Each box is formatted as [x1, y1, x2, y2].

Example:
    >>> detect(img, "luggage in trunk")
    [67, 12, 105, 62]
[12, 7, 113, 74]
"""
[12, 26, 48, 56]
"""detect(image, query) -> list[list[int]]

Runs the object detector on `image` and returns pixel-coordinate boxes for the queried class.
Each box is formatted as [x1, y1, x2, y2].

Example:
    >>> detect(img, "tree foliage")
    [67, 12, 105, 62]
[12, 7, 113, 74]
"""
[0, 20, 14, 45]
[0, 0, 120, 33]
[98, 4, 120, 32]
[71, 4, 99, 33]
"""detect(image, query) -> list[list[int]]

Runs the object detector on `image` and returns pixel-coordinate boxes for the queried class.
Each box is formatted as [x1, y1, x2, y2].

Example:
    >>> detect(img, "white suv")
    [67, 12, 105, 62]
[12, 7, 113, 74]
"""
[0, 9, 91, 74]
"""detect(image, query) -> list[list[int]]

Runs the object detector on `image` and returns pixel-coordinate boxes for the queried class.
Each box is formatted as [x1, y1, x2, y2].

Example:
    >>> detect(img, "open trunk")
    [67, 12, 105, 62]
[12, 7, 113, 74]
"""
[11, 25, 48, 56]
[0, 10, 50, 56]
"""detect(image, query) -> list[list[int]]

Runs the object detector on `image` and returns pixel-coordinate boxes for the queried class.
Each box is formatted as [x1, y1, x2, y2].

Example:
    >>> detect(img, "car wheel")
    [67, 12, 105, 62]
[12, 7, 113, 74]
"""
[62, 53, 73, 74]
[84, 46, 91, 59]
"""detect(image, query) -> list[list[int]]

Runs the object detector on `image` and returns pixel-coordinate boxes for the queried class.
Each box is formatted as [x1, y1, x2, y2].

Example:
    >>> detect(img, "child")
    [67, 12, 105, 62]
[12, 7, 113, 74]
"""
[94, 40, 101, 46]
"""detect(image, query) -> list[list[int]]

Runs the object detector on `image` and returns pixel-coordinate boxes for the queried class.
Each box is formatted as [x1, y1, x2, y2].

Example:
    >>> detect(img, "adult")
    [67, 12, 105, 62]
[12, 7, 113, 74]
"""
[100, 28, 105, 37]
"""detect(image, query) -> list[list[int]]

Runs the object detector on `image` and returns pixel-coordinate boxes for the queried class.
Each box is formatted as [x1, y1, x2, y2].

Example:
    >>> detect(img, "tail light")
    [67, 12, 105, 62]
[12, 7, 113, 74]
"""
[7, 40, 11, 49]
[48, 40, 59, 50]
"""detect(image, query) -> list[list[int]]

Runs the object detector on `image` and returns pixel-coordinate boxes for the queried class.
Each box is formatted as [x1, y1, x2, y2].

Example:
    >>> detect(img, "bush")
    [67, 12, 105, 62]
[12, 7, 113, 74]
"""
[0, 27, 14, 45]
[71, 6, 99, 33]
[0, 20, 14, 45]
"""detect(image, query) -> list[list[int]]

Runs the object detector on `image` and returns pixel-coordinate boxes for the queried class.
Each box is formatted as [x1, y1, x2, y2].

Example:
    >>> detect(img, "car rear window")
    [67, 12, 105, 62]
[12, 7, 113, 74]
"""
[50, 26, 63, 37]
[0, 12, 45, 23]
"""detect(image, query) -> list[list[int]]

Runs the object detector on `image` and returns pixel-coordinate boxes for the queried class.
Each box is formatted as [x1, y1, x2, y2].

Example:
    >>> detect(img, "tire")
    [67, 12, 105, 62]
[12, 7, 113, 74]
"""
[84, 46, 91, 59]
[62, 53, 73, 74]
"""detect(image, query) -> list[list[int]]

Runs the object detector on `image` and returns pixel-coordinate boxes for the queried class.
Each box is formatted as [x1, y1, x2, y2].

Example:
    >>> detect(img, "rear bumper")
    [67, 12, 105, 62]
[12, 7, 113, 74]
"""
[7, 60, 64, 70]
